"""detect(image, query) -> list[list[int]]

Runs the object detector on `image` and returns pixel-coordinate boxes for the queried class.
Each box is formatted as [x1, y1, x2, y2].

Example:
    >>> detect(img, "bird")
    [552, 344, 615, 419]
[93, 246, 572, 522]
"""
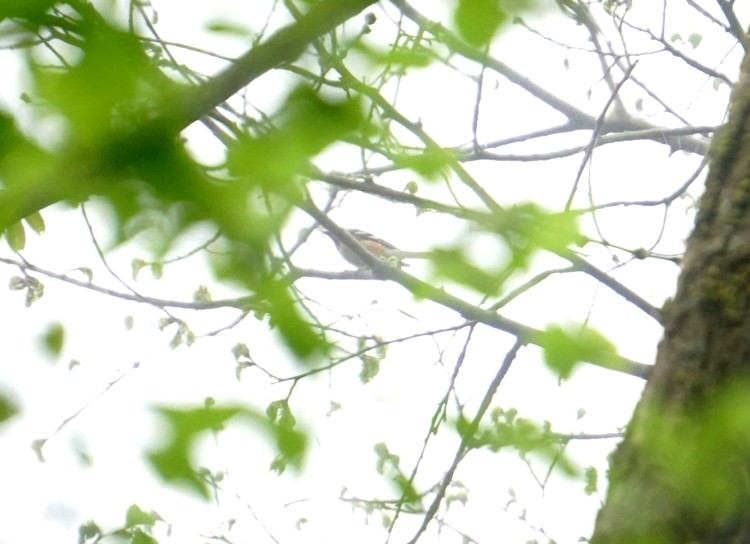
[326, 228, 429, 268]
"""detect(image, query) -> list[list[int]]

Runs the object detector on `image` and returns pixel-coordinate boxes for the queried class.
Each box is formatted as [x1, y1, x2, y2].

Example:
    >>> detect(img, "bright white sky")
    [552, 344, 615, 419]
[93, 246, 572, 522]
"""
[0, 1, 745, 543]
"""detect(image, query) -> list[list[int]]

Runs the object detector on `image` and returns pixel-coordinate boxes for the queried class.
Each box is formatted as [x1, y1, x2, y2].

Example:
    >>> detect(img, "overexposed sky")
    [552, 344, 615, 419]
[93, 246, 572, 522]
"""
[0, 1, 744, 543]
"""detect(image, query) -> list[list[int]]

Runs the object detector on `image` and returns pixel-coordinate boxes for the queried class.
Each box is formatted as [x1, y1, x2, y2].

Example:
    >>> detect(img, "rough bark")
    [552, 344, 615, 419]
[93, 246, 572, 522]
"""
[590, 51, 750, 543]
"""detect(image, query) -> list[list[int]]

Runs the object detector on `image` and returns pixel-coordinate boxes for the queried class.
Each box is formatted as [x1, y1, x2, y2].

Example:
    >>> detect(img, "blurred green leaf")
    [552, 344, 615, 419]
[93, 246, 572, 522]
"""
[78, 520, 102, 544]
[34, 24, 157, 145]
[272, 424, 307, 473]
[150, 402, 308, 495]
[267, 399, 296, 428]
[232, 343, 251, 361]
[0, 0, 56, 22]
[131, 530, 159, 544]
[352, 42, 433, 69]
[0, 394, 19, 425]
[392, 146, 451, 179]
[42, 321, 65, 359]
[0, 112, 54, 192]
[454, 0, 507, 47]
[484, 204, 583, 279]
[465, 407, 578, 476]
[374, 442, 400, 475]
[148, 405, 243, 498]
[205, 20, 252, 36]
[541, 324, 617, 379]
[640, 380, 750, 518]
[5, 220, 25, 251]
[446, 481, 469, 507]
[393, 473, 421, 505]
[431, 247, 506, 295]
[193, 285, 211, 302]
[373, 442, 422, 506]
[266, 399, 306, 474]
[132, 258, 148, 280]
[125, 504, 158, 529]
[584, 466, 598, 495]
[24, 211, 45, 234]
[493, 204, 582, 253]
[262, 279, 325, 359]
[227, 86, 361, 190]
[359, 354, 380, 383]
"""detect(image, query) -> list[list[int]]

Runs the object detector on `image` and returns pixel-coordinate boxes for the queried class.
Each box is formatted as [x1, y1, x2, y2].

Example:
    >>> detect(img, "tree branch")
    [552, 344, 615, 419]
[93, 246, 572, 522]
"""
[304, 202, 652, 380]
[0, 0, 378, 233]
[165, 0, 378, 130]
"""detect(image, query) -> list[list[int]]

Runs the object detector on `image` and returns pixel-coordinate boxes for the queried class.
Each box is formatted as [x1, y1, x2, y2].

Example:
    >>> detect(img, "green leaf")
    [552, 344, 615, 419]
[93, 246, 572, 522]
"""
[8, 276, 26, 290]
[131, 529, 159, 544]
[24, 211, 45, 234]
[193, 285, 211, 302]
[493, 204, 582, 254]
[272, 424, 307, 472]
[125, 504, 158, 529]
[131, 258, 148, 280]
[0, 111, 53, 192]
[34, 23, 159, 145]
[78, 520, 102, 544]
[584, 466, 598, 495]
[359, 354, 381, 383]
[262, 279, 325, 359]
[0, 394, 19, 426]
[541, 324, 617, 379]
[431, 247, 506, 295]
[454, 0, 507, 47]
[638, 380, 750, 518]
[482, 204, 583, 279]
[205, 21, 252, 36]
[352, 42, 433, 69]
[373, 442, 421, 506]
[446, 481, 469, 506]
[266, 399, 306, 473]
[232, 343, 250, 361]
[393, 473, 421, 505]
[5, 221, 25, 251]
[464, 408, 578, 477]
[0, 0, 56, 22]
[392, 146, 451, 179]
[267, 399, 296, 428]
[42, 322, 65, 359]
[149, 402, 308, 494]
[374, 442, 400, 475]
[22, 277, 44, 307]
[687, 32, 702, 49]
[148, 405, 244, 498]
[226, 85, 362, 196]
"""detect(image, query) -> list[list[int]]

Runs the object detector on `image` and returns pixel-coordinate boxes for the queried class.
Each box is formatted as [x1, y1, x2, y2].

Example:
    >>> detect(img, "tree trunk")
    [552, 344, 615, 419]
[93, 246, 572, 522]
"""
[591, 51, 750, 543]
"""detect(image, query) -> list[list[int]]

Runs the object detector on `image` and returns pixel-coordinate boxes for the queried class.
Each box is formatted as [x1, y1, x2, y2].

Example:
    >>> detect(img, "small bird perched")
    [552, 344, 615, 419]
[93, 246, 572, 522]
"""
[327, 228, 429, 268]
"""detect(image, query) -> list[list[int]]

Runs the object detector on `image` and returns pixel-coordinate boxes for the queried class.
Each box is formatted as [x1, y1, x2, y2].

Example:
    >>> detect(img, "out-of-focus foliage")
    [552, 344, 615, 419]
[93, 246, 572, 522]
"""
[541, 323, 618, 379]
[0, 0, 737, 542]
[637, 381, 750, 519]
[78, 504, 163, 544]
[149, 401, 307, 497]
[458, 407, 578, 475]
[0, 393, 18, 426]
